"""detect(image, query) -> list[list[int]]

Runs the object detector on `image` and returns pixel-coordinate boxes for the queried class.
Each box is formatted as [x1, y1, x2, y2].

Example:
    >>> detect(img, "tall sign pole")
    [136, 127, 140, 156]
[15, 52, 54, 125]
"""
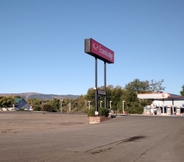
[95, 57, 98, 112]
[104, 61, 106, 108]
[85, 38, 114, 113]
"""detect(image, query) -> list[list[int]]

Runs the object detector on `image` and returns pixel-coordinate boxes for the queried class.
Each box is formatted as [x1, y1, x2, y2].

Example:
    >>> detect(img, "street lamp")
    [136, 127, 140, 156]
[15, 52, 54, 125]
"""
[60, 99, 63, 113]
[42, 102, 45, 114]
[94, 87, 98, 112]
[110, 101, 112, 110]
[68, 102, 71, 112]
[122, 100, 125, 114]
[88, 101, 91, 110]
[100, 101, 103, 107]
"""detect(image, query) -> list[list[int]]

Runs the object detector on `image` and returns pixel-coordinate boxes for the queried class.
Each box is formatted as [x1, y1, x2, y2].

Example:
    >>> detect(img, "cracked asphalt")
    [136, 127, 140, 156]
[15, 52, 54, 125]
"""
[0, 113, 184, 162]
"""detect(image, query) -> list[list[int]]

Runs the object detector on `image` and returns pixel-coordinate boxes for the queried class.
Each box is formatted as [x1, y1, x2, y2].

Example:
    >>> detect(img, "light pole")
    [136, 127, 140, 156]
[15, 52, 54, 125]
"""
[122, 100, 125, 114]
[60, 99, 63, 113]
[94, 87, 98, 112]
[68, 102, 71, 112]
[88, 101, 91, 110]
[100, 101, 103, 107]
[42, 102, 45, 114]
[110, 101, 112, 110]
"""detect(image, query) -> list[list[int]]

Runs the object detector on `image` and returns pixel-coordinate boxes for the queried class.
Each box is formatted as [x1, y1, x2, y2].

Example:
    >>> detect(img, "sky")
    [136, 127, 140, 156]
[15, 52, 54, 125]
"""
[0, 0, 184, 95]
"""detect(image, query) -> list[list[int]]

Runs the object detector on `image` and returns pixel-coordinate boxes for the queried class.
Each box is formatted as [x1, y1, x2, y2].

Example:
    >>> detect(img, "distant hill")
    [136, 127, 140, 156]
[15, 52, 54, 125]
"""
[0, 92, 80, 100]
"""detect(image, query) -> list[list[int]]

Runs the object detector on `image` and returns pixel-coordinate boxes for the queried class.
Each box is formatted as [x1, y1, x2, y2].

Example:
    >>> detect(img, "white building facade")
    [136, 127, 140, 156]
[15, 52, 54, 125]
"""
[137, 93, 184, 116]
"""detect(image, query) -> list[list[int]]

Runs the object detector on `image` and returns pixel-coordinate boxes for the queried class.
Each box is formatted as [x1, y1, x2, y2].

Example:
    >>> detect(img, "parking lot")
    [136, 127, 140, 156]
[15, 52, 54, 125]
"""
[0, 112, 184, 162]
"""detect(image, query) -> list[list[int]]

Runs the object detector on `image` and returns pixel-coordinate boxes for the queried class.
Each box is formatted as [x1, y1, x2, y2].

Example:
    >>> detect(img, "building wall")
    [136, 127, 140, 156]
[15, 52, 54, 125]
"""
[16, 100, 30, 110]
[153, 100, 184, 107]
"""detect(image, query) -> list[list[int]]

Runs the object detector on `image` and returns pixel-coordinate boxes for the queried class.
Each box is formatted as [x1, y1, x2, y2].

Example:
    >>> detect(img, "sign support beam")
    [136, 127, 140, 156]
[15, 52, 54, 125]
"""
[104, 61, 106, 108]
[85, 38, 114, 112]
[95, 57, 98, 112]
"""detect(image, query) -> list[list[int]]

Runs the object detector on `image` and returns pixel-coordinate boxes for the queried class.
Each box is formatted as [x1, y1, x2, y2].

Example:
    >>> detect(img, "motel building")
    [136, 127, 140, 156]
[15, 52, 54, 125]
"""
[137, 93, 184, 116]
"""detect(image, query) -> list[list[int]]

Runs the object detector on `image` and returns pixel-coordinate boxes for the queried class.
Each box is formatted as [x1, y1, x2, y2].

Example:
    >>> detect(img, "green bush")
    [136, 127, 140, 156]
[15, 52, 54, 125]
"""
[87, 107, 109, 117]
[87, 108, 95, 117]
[44, 104, 57, 112]
[33, 106, 41, 111]
[18, 109, 25, 111]
[98, 107, 109, 117]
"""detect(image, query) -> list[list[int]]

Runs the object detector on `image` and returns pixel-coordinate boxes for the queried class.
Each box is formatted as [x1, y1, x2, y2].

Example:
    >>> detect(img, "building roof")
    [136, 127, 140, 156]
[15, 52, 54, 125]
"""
[137, 93, 184, 100]
[15, 98, 22, 103]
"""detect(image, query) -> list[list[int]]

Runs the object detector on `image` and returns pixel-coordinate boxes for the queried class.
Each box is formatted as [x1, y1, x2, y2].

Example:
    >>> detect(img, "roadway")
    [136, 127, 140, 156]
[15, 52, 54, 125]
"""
[0, 115, 184, 162]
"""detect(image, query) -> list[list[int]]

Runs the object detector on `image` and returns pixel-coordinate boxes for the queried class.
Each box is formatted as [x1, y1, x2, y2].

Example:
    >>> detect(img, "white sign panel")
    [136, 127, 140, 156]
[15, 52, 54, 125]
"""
[137, 93, 169, 99]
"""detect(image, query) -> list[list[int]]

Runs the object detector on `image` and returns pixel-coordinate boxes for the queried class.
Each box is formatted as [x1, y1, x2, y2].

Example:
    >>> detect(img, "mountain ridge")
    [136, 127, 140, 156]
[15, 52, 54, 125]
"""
[0, 92, 80, 100]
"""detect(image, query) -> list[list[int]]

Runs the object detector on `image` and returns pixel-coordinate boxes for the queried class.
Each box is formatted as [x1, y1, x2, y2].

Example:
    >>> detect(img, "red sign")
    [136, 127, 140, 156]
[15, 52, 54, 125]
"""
[85, 38, 114, 63]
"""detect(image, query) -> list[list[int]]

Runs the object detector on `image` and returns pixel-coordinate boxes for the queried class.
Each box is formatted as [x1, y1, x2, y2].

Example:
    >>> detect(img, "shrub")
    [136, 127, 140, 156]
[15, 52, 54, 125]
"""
[87, 107, 109, 117]
[43, 104, 57, 112]
[34, 105, 42, 111]
[18, 109, 25, 111]
[87, 108, 95, 117]
[98, 107, 109, 117]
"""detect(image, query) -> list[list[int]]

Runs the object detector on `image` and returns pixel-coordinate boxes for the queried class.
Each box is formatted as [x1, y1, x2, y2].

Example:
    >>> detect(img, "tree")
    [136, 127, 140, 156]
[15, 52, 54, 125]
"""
[49, 98, 60, 111]
[60, 98, 72, 112]
[125, 79, 165, 93]
[125, 79, 150, 93]
[27, 98, 42, 111]
[84, 88, 95, 107]
[76, 95, 86, 111]
[122, 89, 139, 113]
[124, 79, 165, 114]
[68, 95, 87, 112]
[43, 104, 56, 112]
[111, 85, 123, 111]
[27, 98, 42, 106]
[180, 85, 184, 96]
[149, 79, 165, 92]
[0, 96, 15, 108]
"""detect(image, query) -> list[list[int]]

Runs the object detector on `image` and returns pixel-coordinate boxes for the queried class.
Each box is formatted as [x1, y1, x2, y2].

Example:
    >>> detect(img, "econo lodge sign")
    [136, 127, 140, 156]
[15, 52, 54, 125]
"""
[85, 38, 114, 63]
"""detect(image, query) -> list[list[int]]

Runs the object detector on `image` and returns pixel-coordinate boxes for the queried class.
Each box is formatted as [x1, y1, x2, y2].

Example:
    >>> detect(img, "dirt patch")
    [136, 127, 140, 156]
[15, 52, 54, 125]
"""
[0, 112, 89, 135]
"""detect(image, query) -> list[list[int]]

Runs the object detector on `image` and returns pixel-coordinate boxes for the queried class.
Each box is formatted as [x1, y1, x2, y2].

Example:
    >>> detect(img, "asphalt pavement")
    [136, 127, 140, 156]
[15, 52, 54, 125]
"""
[0, 115, 184, 162]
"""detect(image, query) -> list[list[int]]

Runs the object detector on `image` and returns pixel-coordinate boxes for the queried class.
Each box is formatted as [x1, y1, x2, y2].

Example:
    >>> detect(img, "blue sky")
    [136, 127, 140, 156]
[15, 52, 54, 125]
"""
[0, 0, 184, 95]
